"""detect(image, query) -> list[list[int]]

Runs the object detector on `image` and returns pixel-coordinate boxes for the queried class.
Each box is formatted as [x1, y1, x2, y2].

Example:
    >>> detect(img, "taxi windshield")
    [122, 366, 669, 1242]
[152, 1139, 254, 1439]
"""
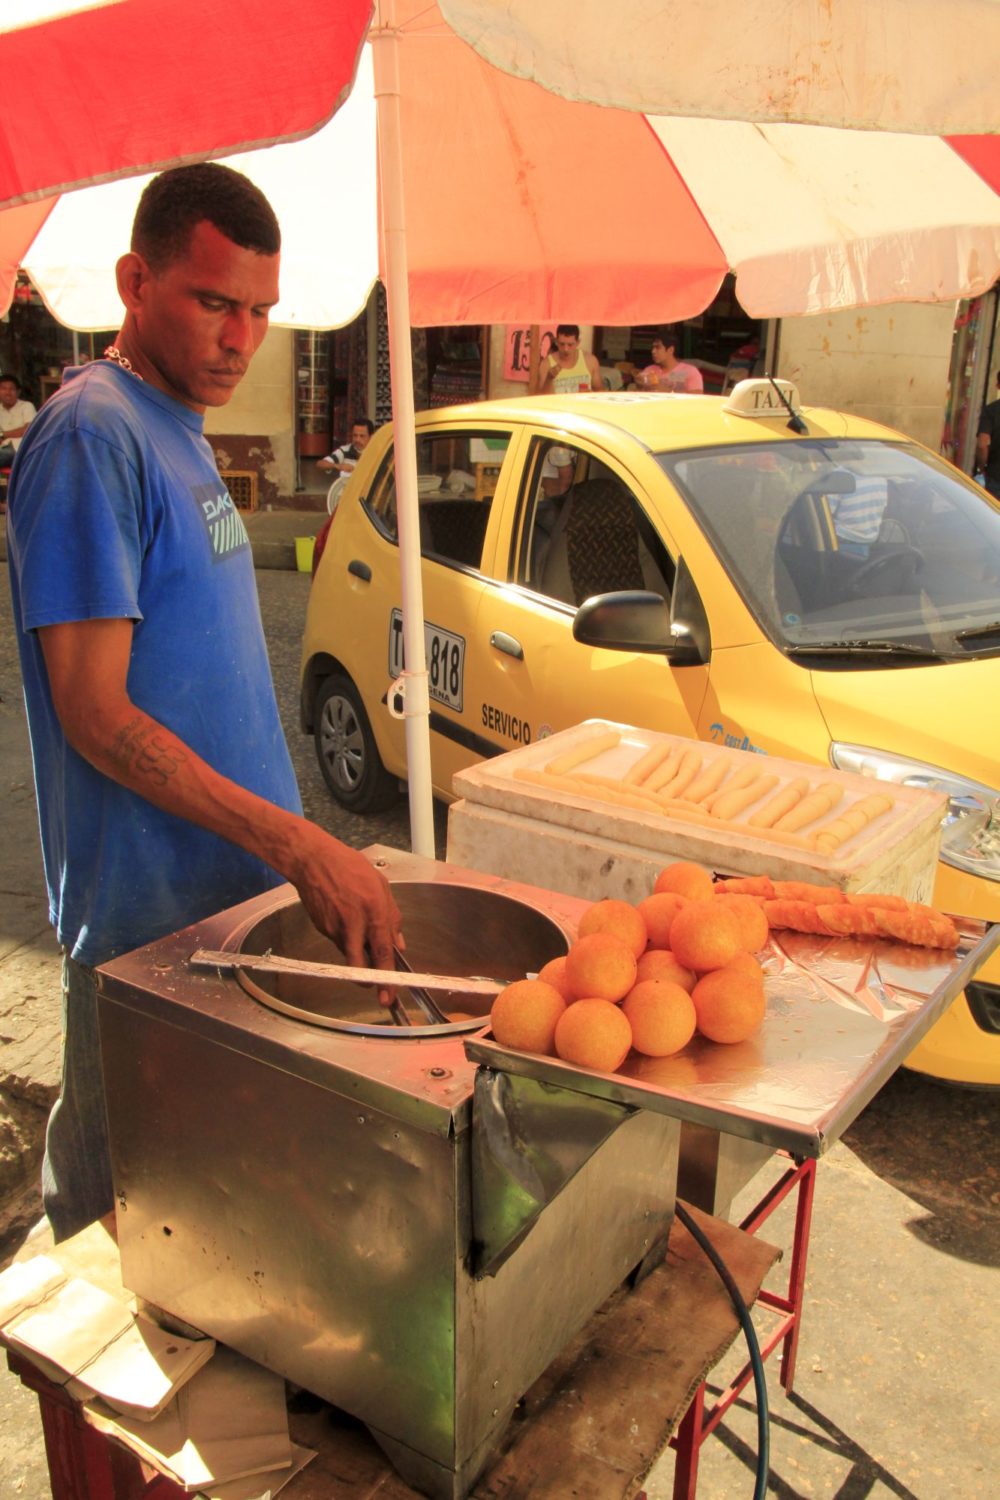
[657, 439, 1000, 662]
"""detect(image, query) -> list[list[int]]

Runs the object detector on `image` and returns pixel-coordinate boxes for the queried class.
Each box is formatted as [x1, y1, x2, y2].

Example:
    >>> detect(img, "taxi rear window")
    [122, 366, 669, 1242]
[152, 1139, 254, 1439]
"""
[366, 430, 512, 570]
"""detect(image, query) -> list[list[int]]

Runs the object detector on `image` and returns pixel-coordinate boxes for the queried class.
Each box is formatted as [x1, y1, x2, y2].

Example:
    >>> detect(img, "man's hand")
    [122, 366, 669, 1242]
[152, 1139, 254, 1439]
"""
[536, 357, 560, 395]
[288, 827, 403, 974]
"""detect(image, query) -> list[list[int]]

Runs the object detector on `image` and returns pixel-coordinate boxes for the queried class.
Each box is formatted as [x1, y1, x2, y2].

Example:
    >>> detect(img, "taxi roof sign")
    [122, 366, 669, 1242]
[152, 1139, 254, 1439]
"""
[724, 378, 802, 418]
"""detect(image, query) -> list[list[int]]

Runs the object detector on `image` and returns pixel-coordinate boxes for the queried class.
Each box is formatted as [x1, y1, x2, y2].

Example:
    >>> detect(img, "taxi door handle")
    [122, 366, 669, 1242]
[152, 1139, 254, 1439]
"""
[490, 630, 524, 660]
[348, 559, 372, 582]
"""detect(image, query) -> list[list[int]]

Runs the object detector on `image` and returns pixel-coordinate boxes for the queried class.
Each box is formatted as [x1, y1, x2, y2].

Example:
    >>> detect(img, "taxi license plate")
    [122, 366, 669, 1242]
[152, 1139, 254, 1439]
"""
[389, 608, 465, 713]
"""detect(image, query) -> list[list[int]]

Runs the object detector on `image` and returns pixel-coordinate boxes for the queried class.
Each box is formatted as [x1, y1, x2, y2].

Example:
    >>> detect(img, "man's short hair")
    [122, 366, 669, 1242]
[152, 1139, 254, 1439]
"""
[656, 327, 679, 353]
[132, 163, 281, 272]
[0, 373, 21, 390]
[352, 416, 375, 435]
[555, 324, 580, 340]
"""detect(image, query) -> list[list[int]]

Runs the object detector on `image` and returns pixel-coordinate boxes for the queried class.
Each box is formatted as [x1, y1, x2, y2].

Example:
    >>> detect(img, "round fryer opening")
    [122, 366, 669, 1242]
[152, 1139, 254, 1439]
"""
[234, 881, 569, 1036]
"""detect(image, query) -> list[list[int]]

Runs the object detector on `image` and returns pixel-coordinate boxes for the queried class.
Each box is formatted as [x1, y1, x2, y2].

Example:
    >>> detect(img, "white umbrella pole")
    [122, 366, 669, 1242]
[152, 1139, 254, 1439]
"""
[371, 2, 436, 859]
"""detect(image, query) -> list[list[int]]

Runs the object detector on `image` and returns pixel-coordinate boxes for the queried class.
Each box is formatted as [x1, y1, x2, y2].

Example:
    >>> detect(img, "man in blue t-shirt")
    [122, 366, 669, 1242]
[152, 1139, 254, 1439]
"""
[7, 163, 402, 1242]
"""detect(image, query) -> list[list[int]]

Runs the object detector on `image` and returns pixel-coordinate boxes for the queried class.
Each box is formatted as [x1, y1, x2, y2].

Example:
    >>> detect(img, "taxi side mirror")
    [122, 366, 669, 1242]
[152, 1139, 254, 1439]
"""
[572, 558, 710, 665]
[573, 591, 706, 665]
[573, 591, 672, 653]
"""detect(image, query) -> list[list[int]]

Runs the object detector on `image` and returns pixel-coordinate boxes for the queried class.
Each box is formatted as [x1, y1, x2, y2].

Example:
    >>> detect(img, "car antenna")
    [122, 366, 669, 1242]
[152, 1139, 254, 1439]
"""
[766, 373, 808, 434]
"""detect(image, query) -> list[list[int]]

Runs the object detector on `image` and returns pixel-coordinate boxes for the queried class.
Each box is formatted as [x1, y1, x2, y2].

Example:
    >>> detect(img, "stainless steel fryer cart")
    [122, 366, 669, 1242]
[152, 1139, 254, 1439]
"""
[96, 849, 680, 1500]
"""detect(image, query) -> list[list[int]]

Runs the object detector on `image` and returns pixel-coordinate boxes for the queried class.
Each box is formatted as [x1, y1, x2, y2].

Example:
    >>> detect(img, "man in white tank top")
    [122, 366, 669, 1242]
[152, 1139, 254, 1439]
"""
[538, 324, 604, 395]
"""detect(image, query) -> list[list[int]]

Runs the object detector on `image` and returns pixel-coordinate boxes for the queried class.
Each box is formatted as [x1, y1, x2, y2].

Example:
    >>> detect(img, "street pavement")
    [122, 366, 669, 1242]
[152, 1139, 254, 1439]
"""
[1, 557, 997, 1498]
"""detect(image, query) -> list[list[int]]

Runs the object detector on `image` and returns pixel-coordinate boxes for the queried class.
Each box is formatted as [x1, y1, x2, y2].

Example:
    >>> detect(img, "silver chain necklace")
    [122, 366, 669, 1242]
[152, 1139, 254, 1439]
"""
[103, 344, 143, 380]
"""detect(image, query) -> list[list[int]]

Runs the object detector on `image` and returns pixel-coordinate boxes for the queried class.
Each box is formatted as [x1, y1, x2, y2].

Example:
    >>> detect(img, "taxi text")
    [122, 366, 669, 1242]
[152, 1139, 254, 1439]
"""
[482, 704, 532, 744]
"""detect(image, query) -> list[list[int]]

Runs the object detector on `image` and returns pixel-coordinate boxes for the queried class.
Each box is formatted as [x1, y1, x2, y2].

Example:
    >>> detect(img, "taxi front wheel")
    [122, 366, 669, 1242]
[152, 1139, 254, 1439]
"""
[314, 674, 400, 813]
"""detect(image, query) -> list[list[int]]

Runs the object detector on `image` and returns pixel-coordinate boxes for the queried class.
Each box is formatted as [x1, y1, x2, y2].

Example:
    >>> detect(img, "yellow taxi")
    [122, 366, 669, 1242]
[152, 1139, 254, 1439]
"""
[301, 381, 1000, 1086]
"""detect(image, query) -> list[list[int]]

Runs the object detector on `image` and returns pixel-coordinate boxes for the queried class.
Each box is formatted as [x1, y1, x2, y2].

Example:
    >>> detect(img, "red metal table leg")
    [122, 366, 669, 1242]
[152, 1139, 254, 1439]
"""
[670, 1381, 706, 1500]
[776, 1154, 816, 1390]
[739, 1155, 817, 1395]
[665, 1154, 818, 1493]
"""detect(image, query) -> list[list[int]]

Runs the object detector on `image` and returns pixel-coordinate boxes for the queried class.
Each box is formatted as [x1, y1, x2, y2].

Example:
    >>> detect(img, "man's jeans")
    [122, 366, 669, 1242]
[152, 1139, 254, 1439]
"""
[42, 954, 115, 1242]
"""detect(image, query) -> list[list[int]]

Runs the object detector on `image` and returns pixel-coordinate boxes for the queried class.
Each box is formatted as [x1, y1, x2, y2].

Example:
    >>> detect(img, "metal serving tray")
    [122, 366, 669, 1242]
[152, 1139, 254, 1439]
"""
[465, 915, 999, 1159]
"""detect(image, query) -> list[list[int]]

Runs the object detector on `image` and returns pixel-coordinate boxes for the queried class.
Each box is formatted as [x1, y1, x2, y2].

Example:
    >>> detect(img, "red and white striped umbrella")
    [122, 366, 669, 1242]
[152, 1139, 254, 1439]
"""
[439, 0, 1000, 135]
[2, 0, 998, 329]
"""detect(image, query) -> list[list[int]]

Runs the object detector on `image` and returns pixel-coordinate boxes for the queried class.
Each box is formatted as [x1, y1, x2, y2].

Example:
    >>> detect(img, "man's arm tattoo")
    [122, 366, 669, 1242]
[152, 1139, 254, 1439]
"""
[111, 716, 187, 788]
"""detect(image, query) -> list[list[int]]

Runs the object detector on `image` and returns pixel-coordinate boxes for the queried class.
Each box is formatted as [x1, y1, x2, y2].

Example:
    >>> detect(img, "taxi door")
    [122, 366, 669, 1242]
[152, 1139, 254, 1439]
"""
[471, 433, 713, 757]
[367, 423, 519, 798]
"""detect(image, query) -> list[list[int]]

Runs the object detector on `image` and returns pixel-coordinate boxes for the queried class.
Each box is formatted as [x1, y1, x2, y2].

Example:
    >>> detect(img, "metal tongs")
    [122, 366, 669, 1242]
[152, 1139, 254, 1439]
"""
[391, 945, 450, 1026]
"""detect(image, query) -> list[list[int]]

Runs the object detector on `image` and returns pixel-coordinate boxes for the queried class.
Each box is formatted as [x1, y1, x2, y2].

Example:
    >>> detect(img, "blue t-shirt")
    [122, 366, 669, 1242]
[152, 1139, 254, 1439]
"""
[7, 362, 302, 966]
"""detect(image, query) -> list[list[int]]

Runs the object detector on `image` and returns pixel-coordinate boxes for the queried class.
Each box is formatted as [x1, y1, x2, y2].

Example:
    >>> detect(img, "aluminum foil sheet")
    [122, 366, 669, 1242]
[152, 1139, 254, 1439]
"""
[465, 915, 998, 1158]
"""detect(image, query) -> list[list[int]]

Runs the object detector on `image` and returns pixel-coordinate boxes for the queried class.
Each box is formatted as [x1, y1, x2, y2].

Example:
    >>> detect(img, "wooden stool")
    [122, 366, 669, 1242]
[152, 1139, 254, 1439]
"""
[6, 1204, 779, 1500]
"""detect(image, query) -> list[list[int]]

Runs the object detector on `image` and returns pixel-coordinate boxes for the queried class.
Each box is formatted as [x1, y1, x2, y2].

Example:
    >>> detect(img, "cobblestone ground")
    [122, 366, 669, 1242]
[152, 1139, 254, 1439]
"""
[0, 566, 61, 1261]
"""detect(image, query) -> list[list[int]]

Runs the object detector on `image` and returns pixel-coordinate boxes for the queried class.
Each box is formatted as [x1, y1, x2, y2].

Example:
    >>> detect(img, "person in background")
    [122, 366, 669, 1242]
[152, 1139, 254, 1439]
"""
[6, 163, 402, 1243]
[0, 373, 37, 467]
[317, 416, 375, 475]
[539, 443, 575, 498]
[531, 443, 577, 578]
[828, 474, 889, 557]
[976, 371, 1000, 499]
[629, 329, 704, 393]
[537, 325, 604, 395]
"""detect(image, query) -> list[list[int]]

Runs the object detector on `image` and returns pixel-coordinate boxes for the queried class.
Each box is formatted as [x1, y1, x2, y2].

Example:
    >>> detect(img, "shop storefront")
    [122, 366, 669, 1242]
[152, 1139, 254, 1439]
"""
[294, 290, 490, 499]
[595, 276, 770, 395]
[13, 259, 979, 511]
[472, 276, 771, 403]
